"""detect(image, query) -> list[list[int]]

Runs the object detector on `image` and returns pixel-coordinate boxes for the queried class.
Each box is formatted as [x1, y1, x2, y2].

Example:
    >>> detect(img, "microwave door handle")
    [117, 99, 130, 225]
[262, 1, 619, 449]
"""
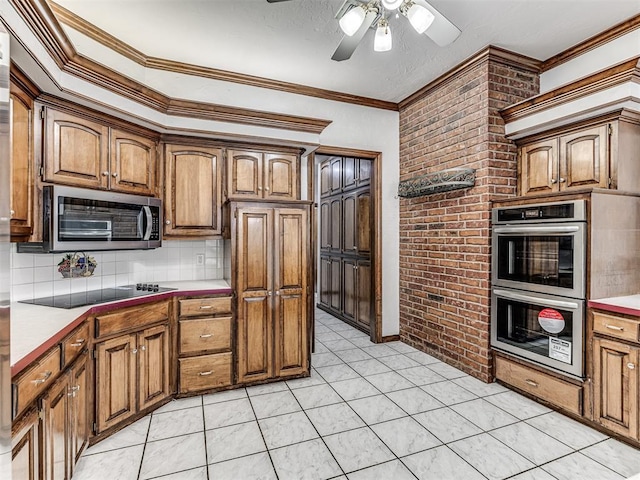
[142, 206, 153, 240]
[493, 288, 580, 310]
[493, 225, 580, 235]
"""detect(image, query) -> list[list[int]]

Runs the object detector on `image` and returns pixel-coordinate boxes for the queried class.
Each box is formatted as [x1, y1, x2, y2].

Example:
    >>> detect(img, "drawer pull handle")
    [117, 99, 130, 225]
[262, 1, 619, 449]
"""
[524, 379, 538, 388]
[200, 334, 213, 338]
[200, 305, 213, 310]
[628, 363, 636, 370]
[32, 371, 52, 385]
[70, 339, 86, 347]
[605, 324, 624, 331]
[198, 371, 214, 376]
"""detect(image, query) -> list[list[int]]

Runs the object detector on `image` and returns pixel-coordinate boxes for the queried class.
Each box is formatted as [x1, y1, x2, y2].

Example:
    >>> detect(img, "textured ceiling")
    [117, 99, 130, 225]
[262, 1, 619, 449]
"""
[54, 0, 640, 103]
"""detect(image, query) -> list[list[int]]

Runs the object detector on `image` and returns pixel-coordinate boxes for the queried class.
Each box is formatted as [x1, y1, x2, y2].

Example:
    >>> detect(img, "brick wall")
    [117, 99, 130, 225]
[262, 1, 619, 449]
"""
[398, 50, 539, 382]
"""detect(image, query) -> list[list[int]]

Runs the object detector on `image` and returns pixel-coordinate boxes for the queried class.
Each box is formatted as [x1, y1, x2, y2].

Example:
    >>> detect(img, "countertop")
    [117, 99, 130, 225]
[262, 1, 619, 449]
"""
[10, 280, 231, 376]
[588, 294, 640, 317]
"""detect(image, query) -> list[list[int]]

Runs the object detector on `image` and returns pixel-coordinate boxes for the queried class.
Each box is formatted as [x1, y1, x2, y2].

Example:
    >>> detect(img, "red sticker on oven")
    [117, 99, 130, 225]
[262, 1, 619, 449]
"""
[538, 308, 565, 334]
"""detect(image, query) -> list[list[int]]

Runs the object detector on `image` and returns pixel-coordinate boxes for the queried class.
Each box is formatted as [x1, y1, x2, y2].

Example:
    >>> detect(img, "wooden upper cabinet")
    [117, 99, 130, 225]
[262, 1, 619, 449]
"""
[559, 125, 609, 190]
[164, 144, 223, 236]
[228, 149, 299, 200]
[10, 80, 34, 240]
[109, 129, 158, 196]
[43, 108, 109, 189]
[519, 139, 557, 196]
[264, 153, 297, 200]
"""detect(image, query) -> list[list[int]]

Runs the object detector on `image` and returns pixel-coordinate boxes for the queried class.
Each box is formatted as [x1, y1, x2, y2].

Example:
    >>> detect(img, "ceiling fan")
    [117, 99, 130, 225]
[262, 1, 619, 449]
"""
[266, 0, 461, 61]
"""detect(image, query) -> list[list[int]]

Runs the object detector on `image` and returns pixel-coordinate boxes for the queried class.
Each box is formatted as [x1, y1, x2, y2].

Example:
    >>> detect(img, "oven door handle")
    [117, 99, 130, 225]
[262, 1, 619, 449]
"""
[493, 225, 580, 235]
[493, 289, 580, 310]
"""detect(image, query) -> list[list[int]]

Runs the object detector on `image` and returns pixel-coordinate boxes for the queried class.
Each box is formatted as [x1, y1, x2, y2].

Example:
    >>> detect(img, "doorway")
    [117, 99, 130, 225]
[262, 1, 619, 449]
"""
[309, 148, 382, 342]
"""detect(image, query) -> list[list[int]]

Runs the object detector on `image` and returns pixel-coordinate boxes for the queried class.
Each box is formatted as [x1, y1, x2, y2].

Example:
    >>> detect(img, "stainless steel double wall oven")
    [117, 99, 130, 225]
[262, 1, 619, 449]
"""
[491, 200, 586, 377]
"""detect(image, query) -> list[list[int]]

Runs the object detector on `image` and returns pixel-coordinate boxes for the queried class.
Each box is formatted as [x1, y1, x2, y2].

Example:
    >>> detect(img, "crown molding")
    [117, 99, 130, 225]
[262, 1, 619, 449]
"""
[399, 45, 542, 109]
[9, 0, 334, 134]
[500, 56, 640, 123]
[47, 0, 398, 112]
[10, 62, 41, 97]
[541, 14, 640, 73]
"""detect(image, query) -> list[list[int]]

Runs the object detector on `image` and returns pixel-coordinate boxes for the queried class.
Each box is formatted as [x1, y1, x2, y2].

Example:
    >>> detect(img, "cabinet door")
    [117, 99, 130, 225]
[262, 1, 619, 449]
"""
[560, 125, 609, 190]
[41, 373, 70, 480]
[519, 139, 558, 196]
[592, 337, 638, 439]
[356, 260, 372, 330]
[356, 190, 372, 255]
[110, 129, 157, 196]
[43, 108, 109, 189]
[228, 150, 262, 199]
[68, 351, 90, 472]
[343, 156, 357, 191]
[164, 144, 223, 236]
[330, 198, 342, 252]
[330, 157, 342, 194]
[236, 207, 273, 383]
[12, 407, 40, 480]
[319, 199, 331, 250]
[342, 193, 357, 254]
[273, 207, 309, 377]
[137, 324, 171, 412]
[10, 85, 33, 240]
[342, 259, 357, 322]
[319, 256, 331, 308]
[330, 257, 341, 312]
[320, 161, 332, 198]
[356, 158, 372, 188]
[264, 153, 298, 200]
[95, 334, 137, 433]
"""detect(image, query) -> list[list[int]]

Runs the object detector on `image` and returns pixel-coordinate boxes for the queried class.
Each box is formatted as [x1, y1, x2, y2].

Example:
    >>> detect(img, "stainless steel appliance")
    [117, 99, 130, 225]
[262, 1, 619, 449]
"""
[19, 284, 176, 309]
[491, 199, 586, 299]
[0, 23, 11, 480]
[491, 200, 587, 378]
[19, 185, 162, 253]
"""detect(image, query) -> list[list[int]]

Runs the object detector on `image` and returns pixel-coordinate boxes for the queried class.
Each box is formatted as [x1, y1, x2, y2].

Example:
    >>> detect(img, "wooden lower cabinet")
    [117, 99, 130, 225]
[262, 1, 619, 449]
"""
[592, 337, 639, 439]
[41, 351, 89, 480]
[12, 407, 40, 480]
[95, 324, 170, 434]
[234, 202, 310, 384]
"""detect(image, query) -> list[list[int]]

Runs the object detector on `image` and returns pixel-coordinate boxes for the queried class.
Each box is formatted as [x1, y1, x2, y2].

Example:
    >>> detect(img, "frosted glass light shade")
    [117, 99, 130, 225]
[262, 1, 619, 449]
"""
[374, 22, 392, 51]
[339, 6, 366, 36]
[407, 4, 435, 34]
[381, 0, 404, 10]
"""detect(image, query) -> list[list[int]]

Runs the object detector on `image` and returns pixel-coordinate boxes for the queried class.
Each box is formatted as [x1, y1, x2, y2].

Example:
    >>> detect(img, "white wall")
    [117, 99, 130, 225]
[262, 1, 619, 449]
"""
[1, 0, 401, 335]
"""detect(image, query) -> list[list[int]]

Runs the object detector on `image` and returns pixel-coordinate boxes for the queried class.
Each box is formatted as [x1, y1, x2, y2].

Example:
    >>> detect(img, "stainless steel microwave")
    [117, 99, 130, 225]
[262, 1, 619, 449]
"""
[18, 185, 162, 252]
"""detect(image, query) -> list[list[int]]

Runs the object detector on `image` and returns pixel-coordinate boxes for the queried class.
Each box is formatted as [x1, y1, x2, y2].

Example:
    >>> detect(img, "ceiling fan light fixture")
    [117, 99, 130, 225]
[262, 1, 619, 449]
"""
[374, 18, 392, 51]
[407, 3, 435, 34]
[339, 5, 367, 36]
[381, 0, 404, 10]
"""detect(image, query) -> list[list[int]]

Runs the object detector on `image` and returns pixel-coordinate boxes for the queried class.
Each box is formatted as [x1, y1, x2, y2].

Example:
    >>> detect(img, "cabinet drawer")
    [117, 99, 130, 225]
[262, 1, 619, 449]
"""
[179, 353, 232, 393]
[495, 355, 582, 416]
[61, 321, 90, 368]
[593, 312, 640, 343]
[179, 297, 231, 317]
[179, 317, 231, 354]
[13, 347, 61, 417]
[95, 301, 169, 339]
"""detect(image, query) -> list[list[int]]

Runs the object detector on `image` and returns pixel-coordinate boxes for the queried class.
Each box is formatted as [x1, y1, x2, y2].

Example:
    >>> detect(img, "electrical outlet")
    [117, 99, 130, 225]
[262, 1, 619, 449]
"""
[196, 254, 204, 266]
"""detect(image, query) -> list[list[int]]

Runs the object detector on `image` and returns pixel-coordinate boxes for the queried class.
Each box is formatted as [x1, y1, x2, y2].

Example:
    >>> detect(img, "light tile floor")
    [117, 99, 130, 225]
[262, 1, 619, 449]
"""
[73, 309, 640, 480]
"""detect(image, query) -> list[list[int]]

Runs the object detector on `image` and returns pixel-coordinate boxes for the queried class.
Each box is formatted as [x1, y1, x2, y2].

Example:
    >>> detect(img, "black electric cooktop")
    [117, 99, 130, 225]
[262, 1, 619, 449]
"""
[19, 284, 176, 309]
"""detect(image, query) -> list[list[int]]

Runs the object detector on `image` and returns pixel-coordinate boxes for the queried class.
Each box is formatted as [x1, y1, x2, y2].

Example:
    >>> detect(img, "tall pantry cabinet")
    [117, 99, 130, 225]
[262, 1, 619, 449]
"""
[227, 149, 311, 385]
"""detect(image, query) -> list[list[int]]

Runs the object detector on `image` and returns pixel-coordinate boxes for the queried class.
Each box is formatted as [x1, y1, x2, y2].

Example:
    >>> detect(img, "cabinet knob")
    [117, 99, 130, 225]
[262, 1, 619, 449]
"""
[165, 220, 171, 225]
[132, 348, 138, 354]
[551, 178, 558, 184]
[559, 177, 566, 183]
[258, 187, 262, 191]
[112, 172, 118, 178]
[628, 363, 635, 370]
[10, 210, 15, 216]
[265, 187, 270, 191]
[140, 345, 146, 351]
[102, 171, 109, 177]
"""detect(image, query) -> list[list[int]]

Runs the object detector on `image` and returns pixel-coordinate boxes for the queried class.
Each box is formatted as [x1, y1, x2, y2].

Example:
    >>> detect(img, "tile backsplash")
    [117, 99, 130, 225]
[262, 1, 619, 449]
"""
[10, 239, 226, 302]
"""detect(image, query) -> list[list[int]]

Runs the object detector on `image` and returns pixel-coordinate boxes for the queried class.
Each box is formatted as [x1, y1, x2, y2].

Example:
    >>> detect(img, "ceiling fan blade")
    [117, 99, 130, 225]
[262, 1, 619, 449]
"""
[331, 9, 378, 61]
[414, 0, 461, 47]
